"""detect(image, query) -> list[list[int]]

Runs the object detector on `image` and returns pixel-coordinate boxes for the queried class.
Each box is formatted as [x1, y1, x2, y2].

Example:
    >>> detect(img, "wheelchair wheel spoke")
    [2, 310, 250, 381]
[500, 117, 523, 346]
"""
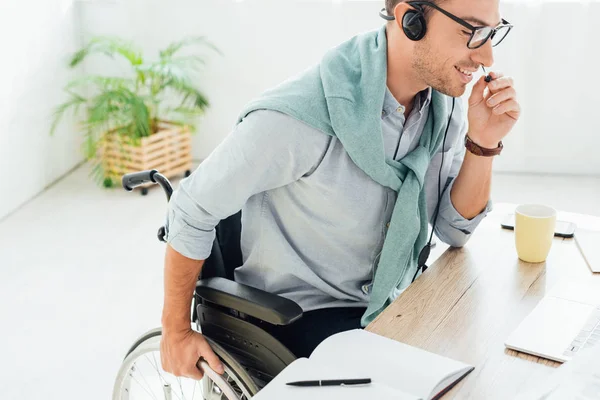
[150, 354, 162, 380]
[134, 361, 162, 400]
[129, 370, 160, 400]
[146, 354, 168, 386]
[191, 380, 197, 400]
[177, 377, 186, 400]
[145, 354, 183, 400]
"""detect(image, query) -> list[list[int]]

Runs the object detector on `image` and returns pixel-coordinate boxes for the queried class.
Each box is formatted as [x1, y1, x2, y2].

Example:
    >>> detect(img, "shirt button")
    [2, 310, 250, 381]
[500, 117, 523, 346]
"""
[386, 222, 390, 228]
[397, 105, 405, 113]
[362, 284, 371, 294]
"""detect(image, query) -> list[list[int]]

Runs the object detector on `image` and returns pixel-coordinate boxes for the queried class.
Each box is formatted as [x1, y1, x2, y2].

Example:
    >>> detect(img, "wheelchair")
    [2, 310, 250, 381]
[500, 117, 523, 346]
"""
[112, 170, 303, 400]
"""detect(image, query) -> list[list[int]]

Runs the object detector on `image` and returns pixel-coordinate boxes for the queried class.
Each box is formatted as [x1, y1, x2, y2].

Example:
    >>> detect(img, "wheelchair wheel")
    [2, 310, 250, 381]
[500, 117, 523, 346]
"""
[113, 328, 259, 400]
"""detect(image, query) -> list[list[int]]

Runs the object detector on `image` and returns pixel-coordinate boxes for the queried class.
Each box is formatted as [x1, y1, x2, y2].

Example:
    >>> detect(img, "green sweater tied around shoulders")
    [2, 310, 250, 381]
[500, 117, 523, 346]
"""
[237, 25, 453, 327]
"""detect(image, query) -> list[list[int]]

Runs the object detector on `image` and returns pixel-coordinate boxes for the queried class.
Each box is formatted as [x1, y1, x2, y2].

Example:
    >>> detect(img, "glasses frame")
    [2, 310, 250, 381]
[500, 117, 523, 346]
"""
[407, 1, 513, 49]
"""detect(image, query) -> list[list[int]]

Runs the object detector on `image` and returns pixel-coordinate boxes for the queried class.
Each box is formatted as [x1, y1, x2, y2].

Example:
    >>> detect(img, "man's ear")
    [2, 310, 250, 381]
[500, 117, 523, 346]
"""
[392, 2, 412, 29]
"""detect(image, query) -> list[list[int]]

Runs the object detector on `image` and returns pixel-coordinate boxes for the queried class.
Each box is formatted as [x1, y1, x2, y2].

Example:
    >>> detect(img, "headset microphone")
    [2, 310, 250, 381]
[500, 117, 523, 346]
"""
[482, 66, 492, 82]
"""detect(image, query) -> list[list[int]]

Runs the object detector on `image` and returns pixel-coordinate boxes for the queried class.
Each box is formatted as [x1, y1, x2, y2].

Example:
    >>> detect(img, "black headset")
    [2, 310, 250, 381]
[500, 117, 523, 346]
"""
[412, 97, 455, 283]
[379, 4, 428, 41]
[380, 4, 456, 282]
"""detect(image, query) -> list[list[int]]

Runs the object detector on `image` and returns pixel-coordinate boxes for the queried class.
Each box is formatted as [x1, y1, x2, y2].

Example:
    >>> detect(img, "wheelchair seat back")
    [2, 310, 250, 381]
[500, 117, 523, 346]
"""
[201, 211, 243, 281]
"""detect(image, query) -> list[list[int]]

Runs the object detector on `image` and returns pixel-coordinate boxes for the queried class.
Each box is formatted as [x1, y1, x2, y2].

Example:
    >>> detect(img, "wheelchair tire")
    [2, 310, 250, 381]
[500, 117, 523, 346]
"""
[113, 327, 260, 400]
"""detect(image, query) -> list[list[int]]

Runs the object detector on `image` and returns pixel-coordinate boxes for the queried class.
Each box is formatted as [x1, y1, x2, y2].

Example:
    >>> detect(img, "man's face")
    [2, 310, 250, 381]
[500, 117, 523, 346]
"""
[411, 0, 501, 97]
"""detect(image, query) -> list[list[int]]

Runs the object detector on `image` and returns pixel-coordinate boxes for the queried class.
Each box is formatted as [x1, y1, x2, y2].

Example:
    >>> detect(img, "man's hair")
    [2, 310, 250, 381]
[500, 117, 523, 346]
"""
[385, 0, 443, 22]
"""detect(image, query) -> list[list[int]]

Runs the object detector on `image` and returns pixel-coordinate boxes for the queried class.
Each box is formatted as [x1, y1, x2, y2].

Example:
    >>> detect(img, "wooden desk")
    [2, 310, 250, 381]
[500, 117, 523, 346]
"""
[366, 203, 600, 399]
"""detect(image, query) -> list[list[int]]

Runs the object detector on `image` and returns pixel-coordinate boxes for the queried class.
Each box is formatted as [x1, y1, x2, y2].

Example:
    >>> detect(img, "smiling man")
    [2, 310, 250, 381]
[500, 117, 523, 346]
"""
[159, 0, 520, 379]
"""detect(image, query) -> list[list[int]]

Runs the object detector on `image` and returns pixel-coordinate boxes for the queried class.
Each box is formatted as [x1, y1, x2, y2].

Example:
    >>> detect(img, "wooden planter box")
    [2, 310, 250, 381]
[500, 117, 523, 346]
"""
[101, 125, 193, 194]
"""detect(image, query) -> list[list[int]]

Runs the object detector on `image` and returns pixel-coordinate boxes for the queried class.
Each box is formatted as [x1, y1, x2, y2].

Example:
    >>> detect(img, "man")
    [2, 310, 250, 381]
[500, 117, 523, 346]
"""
[160, 0, 520, 379]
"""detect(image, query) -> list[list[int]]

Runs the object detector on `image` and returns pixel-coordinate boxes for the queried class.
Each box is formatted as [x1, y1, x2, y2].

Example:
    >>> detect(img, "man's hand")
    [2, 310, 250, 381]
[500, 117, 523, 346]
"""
[161, 328, 225, 379]
[467, 71, 520, 148]
[449, 71, 519, 220]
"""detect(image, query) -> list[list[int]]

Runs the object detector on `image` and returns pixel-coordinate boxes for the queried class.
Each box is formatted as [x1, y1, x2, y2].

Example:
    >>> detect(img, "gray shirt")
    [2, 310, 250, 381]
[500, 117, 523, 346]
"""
[165, 87, 492, 311]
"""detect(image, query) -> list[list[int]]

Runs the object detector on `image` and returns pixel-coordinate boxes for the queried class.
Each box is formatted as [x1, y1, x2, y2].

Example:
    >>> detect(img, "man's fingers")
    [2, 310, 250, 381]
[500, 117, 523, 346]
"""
[167, 351, 205, 380]
[486, 87, 516, 107]
[159, 329, 225, 381]
[487, 76, 514, 92]
[488, 70, 504, 80]
[469, 75, 488, 105]
[170, 363, 204, 380]
[492, 99, 520, 119]
[186, 362, 205, 380]
[199, 342, 225, 375]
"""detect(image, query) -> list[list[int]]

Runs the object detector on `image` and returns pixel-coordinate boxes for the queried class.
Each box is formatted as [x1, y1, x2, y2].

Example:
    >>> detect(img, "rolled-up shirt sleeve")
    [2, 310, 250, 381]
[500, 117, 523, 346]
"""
[433, 130, 493, 248]
[164, 110, 328, 260]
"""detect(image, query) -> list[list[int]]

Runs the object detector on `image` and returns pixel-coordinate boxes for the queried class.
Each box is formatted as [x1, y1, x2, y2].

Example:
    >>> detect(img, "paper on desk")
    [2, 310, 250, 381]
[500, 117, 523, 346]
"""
[515, 343, 600, 400]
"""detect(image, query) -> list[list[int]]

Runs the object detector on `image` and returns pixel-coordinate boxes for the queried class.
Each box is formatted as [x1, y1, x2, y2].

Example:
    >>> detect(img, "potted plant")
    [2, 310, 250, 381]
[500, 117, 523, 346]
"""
[51, 35, 220, 194]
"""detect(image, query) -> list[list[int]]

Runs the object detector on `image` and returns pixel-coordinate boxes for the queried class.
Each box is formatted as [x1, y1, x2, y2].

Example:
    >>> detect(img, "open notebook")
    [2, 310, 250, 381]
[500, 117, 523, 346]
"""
[253, 329, 474, 400]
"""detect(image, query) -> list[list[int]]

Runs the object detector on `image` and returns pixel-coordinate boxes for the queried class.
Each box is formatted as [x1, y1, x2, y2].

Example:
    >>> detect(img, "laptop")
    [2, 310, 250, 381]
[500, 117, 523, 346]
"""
[505, 279, 600, 363]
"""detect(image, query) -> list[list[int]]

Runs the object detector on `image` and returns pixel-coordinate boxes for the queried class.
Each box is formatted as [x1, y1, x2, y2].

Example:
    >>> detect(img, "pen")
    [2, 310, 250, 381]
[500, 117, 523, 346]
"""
[286, 378, 372, 387]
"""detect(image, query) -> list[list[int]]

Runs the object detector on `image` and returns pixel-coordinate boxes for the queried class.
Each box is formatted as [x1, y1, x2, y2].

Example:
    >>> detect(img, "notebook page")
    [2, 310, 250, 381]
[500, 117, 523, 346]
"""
[252, 357, 421, 400]
[309, 329, 472, 399]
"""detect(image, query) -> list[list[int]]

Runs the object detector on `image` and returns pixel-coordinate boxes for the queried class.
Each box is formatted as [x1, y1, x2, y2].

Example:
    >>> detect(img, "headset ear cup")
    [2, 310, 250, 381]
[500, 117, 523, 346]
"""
[402, 10, 427, 41]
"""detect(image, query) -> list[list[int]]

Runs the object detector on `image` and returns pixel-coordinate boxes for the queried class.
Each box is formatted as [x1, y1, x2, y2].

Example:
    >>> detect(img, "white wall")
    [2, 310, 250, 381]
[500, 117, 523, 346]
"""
[78, 0, 382, 160]
[491, 0, 600, 176]
[78, 0, 600, 175]
[0, 0, 83, 220]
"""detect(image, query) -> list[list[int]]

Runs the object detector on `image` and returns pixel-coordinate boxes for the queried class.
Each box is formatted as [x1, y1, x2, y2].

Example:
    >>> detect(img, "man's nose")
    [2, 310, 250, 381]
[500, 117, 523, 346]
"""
[472, 40, 495, 68]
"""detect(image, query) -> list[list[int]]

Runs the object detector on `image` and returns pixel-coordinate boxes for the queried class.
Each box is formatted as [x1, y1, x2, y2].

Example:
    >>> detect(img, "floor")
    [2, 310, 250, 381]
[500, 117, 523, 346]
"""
[0, 164, 598, 400]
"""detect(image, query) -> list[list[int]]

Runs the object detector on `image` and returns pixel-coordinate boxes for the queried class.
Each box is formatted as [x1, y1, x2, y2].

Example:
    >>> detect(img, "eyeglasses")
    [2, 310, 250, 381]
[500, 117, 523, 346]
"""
[407, 1, 513, 49]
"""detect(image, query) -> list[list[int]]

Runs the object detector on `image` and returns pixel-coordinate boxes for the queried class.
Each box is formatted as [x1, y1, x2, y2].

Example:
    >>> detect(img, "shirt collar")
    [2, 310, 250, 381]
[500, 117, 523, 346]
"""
[382, 86, 432, 117]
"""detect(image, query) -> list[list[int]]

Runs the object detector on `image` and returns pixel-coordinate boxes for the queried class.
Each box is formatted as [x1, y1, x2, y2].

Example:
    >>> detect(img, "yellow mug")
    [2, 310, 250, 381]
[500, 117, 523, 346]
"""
[515, 204, 557, 263]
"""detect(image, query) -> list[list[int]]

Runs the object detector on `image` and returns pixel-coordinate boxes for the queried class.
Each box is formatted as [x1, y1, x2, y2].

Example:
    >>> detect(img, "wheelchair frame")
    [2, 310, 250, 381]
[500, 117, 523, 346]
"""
[120, 169, 303, 393]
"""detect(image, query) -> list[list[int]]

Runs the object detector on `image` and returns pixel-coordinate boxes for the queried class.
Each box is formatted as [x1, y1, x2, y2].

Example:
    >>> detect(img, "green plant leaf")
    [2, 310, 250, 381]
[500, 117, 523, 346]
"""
[174, 81, 210, 110]
[170, 55, 208, 69]
[135, 62, 189, 88]
[161, 107, 200, 133]
[50, 93, 87, 136]
[169, 106, 204, 116]
[165, 106, 203, 122]
[130, 96, 151, 137]
[136, 60, 210, 113]
[66, 76, 134, 92]
[159, 36, 221, 61]
[88, 158, 106, 186]
[88, 88, 150, 134]
[69, 36, 143, 68]
[82, 127, 97, 160]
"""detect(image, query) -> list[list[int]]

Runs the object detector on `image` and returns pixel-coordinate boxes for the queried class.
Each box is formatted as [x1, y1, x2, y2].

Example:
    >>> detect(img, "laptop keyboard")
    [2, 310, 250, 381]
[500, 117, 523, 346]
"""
[563, 307, 600, 358]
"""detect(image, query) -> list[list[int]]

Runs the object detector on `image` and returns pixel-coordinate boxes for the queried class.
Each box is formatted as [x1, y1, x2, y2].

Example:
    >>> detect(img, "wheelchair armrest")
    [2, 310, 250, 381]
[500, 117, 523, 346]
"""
[195, 277, 303, 326]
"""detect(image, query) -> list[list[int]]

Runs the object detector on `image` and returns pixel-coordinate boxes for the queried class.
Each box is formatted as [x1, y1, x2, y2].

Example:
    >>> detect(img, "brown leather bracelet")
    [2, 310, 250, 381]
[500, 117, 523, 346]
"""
[464, 135, 503, 157]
